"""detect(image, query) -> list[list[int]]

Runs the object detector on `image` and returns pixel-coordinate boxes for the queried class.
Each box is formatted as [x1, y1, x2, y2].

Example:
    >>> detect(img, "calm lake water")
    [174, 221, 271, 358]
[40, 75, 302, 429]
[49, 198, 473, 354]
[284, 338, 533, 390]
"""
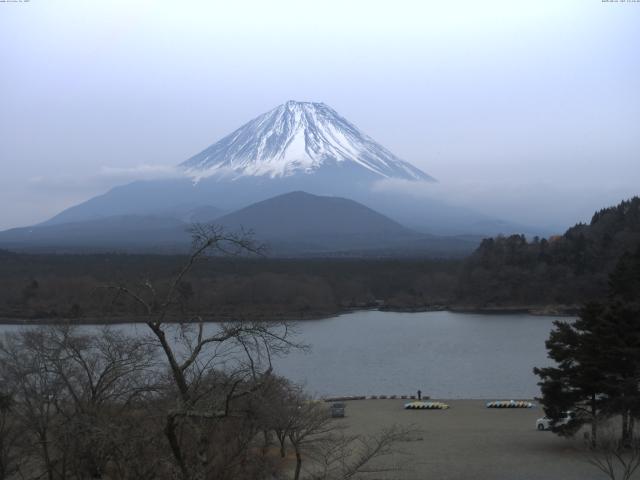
[0, 310, 566, 399]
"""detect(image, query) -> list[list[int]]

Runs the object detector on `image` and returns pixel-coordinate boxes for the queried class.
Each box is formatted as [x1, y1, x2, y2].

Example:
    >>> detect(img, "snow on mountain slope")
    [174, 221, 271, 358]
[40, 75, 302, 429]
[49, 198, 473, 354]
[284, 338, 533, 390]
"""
[180, 100, 434, 182]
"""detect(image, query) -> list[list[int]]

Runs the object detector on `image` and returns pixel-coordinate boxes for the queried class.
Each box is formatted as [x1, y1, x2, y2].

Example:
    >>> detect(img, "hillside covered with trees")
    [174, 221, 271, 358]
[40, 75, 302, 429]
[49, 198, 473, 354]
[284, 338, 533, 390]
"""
[0, 253, 459, 322]
[453, 197, 640, 310]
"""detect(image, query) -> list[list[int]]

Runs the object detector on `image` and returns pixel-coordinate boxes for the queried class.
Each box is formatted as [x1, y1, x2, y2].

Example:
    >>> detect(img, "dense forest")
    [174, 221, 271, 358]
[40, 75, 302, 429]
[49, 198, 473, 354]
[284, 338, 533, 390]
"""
[0, 253, 459, 322]
[456, 197, 640, 309]
[1, 197, 639, 322]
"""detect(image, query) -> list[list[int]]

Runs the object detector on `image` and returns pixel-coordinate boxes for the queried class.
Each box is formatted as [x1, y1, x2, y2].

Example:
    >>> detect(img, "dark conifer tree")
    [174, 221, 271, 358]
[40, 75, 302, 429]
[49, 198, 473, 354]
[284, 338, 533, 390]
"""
[534, 303, 608, 447]
[535, 246, 640, 446]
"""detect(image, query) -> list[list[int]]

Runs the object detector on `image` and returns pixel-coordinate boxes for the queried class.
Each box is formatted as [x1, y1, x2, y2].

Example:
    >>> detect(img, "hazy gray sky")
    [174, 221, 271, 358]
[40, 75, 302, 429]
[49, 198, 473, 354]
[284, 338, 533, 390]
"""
[1, 0, 639, 231]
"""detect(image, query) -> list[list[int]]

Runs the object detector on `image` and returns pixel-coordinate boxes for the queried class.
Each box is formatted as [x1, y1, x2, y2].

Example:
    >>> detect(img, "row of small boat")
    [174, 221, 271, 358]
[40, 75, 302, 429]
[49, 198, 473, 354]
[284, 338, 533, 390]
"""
[404, 400, 535, 410]
[404, 401, 449, 410]
[486, 400, 534, 409]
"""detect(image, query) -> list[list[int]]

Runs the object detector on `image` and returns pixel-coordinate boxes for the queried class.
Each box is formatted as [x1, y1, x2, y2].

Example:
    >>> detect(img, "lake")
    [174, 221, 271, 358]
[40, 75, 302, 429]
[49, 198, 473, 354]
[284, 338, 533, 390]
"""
[274, 310, 563, 399]
[0, 310, 566, 399]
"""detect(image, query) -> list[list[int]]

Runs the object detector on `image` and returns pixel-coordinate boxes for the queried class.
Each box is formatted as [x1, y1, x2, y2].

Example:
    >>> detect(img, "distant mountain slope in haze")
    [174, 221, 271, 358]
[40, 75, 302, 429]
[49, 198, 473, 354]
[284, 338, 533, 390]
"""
[0, 215, 190, 252]
[214, 191, 478, 255]
[215, 191, 416, 239]
[0, 191, 480, 256]
[162, 204, 224, 223]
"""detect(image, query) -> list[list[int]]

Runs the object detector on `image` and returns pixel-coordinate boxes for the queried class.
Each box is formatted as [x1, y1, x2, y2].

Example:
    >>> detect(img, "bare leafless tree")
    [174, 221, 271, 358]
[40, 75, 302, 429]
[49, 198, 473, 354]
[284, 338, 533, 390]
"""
[107, 224, 303, 479]
[0, 325, 159, 480]
[0, 329, 68, 480]
[274, 384, 415, 480]
[0, 391, 23, 480]
[43, 325, 158, 478]
[309, 425, 415, 480]
[253, 375, 300, 458]
[585, 425, 640, 480]
[286, 397, 334, 480]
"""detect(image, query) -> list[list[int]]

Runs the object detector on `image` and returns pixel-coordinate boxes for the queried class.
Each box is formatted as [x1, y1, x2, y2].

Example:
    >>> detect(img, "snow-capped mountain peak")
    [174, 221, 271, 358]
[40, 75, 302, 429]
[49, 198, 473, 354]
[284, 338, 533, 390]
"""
[180, 101, 434, 182]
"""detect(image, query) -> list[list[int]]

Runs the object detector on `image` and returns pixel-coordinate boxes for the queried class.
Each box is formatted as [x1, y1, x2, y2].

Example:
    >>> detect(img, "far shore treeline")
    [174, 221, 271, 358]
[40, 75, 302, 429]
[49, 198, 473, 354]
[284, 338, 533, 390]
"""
[1, 197, 639, 323]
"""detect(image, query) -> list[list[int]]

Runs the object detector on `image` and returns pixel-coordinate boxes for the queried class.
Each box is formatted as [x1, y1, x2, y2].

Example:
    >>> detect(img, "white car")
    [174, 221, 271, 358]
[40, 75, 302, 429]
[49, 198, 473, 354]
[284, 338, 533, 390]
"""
[536, 411, 574, 431]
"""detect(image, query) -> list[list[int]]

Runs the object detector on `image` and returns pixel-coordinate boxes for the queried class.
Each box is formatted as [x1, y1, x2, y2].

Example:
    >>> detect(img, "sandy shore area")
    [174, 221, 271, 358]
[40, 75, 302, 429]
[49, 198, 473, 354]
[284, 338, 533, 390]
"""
[336, 399, 602, 480]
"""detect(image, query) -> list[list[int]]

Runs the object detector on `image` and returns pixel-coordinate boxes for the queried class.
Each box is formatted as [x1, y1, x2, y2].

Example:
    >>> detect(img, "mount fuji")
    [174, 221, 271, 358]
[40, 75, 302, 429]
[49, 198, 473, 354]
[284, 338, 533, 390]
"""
[0, 101, 540, 254]
[180, 100, 433, 182]
[44, 100, 440, 227]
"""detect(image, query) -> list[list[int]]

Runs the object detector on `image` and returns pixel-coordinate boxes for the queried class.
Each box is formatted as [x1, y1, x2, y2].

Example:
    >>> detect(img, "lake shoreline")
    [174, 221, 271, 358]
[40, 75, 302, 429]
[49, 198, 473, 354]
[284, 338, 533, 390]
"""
[0, 303, 579, 325]
[0, 304, 578, 325]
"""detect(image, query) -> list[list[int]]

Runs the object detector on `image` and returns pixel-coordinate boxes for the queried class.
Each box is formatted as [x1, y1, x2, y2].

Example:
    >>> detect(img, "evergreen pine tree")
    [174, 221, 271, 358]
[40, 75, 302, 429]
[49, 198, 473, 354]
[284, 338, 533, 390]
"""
[535, 246, 640, 446]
